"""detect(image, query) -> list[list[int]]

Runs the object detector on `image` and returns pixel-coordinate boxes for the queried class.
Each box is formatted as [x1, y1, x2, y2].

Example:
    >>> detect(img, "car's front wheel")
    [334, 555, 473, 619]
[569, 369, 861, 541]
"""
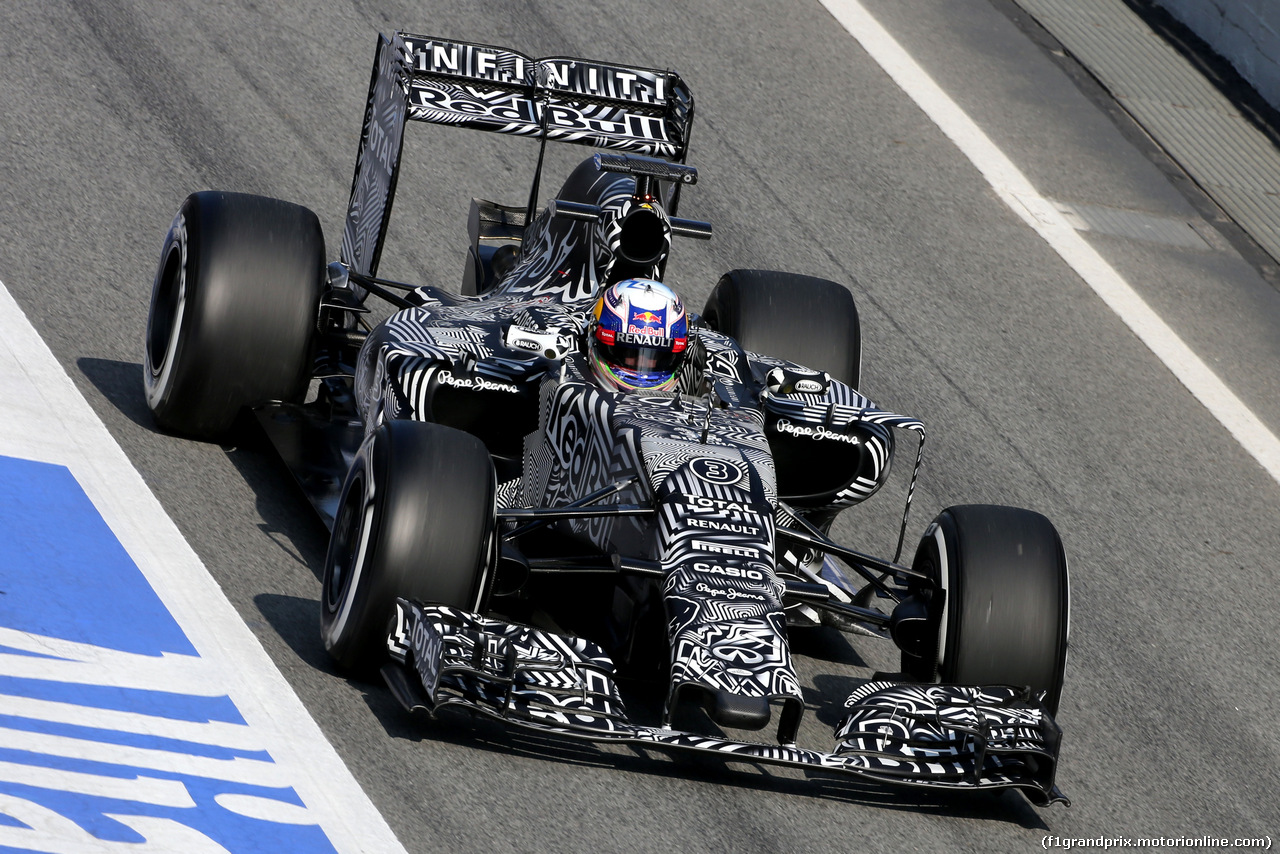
[901, 504, 1070, 715]
[321, 419, 497, 675]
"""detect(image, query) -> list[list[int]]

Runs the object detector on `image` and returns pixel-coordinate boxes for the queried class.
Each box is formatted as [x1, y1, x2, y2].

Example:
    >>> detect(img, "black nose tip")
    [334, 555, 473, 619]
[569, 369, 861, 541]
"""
[677, 685, 772, 730]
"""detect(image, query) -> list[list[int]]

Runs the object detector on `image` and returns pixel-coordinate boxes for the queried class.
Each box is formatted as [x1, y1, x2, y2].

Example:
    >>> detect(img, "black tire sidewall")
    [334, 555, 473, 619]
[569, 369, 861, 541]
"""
[321, 420, 497, 674]
[144, 200, 202, 420]
[320, 441, 380, 673]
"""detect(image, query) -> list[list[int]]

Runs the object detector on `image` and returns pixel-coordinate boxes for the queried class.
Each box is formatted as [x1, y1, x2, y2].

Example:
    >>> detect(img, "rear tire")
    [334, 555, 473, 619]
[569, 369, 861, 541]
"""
[702, 269, 861, 388]
[144, 191, 324, 439]
[321, 420, 497, 675]
[903, 505, 1069, 715]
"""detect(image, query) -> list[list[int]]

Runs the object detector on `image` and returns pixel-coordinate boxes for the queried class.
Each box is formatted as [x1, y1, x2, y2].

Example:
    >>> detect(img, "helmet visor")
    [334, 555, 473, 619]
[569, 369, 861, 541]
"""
[595, 338, 682, 376]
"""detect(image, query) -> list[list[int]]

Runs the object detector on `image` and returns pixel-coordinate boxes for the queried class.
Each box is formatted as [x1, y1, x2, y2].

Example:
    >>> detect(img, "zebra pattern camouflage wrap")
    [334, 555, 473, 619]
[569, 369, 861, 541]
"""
[387, 604, 1065, 805]
[346, 148, 955, 750]
[356, 269, 925, 713]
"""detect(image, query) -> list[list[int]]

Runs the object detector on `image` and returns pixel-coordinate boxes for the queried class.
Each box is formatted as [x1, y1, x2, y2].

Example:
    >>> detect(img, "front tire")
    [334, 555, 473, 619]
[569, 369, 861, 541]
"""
[321, 420, 497, 675]
[702, 269, 862, 388]
[902, 505, 1069, 715]
[144, 191, 325, 439]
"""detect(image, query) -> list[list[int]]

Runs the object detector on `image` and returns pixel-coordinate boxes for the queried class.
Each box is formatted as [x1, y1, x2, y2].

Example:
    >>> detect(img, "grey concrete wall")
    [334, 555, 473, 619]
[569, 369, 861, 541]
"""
[1154, 0, 1280, 108]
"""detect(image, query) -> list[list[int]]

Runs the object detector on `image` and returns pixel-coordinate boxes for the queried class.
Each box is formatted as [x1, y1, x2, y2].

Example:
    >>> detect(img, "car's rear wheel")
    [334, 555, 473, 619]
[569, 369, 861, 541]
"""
[144, 190, 324, 439]
[702, 269, 861, 388]
[902, 505, 1069, 715]
[321, 419, 497, 675]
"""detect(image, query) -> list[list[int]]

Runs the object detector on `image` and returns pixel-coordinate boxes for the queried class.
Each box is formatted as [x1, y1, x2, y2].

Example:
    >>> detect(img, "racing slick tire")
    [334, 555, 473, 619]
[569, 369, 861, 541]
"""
[903, 505, 1069, 715]
[321, 419, 497, 675]
[702, 269, 861, 388]
[144, 191, 324, 439]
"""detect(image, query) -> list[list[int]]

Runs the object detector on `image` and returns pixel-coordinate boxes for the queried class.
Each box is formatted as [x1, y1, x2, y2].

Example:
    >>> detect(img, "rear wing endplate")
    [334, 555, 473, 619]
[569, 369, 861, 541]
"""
[341, 33, 695, 277]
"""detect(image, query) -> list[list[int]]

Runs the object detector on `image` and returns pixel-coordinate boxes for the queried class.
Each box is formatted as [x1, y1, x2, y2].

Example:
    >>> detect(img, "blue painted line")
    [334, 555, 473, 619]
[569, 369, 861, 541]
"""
[0, 714, 269, 761]
[0, 675, 246, 724]
[0, 456, 194, 656]
[0, 454, 339, 852]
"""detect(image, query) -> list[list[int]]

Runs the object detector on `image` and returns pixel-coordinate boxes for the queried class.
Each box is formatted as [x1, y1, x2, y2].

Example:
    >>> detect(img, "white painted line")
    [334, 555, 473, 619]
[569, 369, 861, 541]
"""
[0, 277, 408, 853]
[0, 693, 265, 751]
[0, 628, 222, 694]
[0, 762, 196, 808]
[819, 0, 1280, 487]
[0, 726, 291, 787]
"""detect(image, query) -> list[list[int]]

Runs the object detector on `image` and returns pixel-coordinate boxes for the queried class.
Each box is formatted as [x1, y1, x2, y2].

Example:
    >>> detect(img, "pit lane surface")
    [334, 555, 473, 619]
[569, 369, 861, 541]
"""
[2, 0, 1278, 850]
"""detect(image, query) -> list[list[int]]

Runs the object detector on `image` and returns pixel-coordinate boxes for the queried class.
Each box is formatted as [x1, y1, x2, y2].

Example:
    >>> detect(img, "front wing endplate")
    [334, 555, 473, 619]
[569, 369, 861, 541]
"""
[385, 601, 1068, 806]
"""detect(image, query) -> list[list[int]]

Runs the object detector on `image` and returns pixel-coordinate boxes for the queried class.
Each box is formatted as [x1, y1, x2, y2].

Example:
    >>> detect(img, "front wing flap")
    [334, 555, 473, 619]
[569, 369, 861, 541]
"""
[386, 601, 1067, 805]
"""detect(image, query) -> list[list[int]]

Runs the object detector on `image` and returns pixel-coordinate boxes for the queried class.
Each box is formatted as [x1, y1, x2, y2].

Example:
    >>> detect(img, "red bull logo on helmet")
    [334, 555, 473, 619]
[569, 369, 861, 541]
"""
[628, 306, 666, 336]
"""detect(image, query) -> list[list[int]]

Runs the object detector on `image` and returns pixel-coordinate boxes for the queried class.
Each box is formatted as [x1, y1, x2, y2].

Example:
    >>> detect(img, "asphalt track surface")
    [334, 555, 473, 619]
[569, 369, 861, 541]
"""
[2, 0, 1279, 850]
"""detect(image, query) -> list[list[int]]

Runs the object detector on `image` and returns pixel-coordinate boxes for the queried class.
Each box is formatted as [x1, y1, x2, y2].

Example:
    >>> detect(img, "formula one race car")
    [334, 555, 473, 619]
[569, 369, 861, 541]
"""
[142, 33, 1070, 806]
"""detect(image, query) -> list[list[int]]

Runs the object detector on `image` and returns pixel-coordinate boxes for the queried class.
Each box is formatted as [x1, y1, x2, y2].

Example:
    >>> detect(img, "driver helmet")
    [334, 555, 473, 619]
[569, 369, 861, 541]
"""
[589, 278, 688, 392]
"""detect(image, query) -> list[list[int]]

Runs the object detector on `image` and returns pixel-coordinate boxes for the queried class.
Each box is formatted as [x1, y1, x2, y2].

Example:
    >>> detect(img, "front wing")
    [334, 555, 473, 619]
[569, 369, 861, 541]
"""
[384, 601, 1068, 806]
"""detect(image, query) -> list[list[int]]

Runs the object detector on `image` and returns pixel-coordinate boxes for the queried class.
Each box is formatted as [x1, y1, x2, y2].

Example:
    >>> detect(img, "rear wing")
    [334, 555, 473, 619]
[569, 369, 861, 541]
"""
[340, 33, 695, 277]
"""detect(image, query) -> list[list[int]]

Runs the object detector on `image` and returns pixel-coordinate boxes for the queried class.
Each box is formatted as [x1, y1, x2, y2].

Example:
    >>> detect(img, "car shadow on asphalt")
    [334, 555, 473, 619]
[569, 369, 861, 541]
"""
[77, 357, 332, 579]
[218, 425, 332, 579]
[77, 357, 156, 432]
[255, 592, 334, 674]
